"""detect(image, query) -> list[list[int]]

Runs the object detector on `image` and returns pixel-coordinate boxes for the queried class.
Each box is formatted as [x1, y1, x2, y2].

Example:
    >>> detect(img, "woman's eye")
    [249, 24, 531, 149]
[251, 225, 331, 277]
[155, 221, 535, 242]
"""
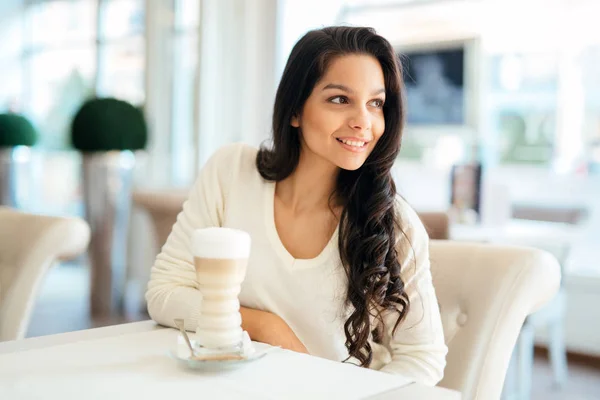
[329, 96, 349, 104]
[370, 99, 385, 108]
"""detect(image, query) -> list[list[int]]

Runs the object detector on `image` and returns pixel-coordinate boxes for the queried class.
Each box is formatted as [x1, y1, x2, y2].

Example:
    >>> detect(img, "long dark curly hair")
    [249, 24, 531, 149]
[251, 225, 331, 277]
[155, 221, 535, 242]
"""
[256, 26, 409, 367]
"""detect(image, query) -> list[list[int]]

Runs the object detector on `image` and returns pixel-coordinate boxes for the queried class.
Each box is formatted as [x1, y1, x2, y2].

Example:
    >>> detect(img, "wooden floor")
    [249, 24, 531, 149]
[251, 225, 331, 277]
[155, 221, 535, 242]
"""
[26, 264, 600, 400]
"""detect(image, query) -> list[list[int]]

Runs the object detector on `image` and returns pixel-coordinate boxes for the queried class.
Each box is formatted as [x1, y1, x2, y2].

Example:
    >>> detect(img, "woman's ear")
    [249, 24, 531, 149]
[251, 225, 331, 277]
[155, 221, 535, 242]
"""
[291, 114, 300, 128]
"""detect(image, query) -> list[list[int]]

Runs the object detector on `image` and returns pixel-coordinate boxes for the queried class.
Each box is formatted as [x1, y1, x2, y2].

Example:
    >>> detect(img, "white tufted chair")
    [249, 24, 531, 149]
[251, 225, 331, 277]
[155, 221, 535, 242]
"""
[429, 240, 561, 400]
[0, 207, 91, 341]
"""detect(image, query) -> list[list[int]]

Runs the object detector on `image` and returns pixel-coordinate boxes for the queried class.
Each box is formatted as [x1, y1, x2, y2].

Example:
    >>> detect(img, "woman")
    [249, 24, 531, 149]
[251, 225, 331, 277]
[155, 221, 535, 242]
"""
[146, 26, 447, 385]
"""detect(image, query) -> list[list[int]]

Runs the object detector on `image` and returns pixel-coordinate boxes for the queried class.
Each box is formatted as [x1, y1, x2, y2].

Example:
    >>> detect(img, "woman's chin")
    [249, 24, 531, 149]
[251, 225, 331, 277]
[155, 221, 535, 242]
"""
[336, 158, 367, 171]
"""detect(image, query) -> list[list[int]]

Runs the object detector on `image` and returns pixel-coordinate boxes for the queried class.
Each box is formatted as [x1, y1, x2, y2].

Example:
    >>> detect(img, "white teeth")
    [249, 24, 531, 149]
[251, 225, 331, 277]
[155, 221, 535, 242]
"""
[339, 139, 366, 147]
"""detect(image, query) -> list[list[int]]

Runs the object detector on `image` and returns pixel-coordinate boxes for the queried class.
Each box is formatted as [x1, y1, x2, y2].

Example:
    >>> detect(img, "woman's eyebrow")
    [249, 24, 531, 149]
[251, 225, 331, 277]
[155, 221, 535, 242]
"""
[322, 83, 385, 96]
[322, 83, 353, 93]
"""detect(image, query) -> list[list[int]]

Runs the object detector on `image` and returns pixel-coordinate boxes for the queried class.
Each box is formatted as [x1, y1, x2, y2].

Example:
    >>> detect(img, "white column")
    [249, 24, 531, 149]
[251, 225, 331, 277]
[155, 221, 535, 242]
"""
[143, 0, 174, 187]
[240, 0, 279, 148]
[195, 0, 279, 168]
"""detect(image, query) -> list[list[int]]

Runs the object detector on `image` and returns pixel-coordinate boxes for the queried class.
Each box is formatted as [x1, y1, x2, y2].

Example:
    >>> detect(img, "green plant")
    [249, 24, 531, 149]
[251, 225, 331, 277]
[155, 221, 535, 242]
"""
[0, 113, 38, 148]
[71, 97, 148, 152]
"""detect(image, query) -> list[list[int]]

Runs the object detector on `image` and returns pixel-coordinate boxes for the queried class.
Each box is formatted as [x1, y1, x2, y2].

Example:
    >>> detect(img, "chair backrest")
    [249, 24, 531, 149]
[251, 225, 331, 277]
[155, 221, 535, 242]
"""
[417, 211, 450, 240]
[429, 240, 560, 400]
[0, 207, 90, 341]
[132, 190, 187, 249]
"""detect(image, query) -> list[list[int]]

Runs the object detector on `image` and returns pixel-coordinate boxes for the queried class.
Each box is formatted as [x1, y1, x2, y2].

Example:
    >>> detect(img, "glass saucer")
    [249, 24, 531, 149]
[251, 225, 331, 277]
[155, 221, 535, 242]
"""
[169, 332, 271, 371]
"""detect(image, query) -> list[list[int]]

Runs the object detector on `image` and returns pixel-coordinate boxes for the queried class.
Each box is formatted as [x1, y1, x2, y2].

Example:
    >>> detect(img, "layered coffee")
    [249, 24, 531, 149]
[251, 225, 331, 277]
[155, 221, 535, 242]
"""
[191, 227, 251, 349]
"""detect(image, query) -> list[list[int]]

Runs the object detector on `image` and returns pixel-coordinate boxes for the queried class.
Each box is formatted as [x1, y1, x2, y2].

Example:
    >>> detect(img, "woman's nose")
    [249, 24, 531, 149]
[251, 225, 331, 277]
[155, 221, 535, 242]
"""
[348, 107, 371, 132]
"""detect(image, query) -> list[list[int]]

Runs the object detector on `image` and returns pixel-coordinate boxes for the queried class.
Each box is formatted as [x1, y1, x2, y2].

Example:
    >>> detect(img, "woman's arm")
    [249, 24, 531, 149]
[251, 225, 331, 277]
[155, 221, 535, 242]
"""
[377, 202, 448, 386]
[241, 307, 308, 353]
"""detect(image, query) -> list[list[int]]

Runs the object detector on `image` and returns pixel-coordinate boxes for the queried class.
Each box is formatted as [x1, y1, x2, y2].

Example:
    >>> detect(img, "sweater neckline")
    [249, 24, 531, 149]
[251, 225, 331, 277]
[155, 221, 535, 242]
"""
[264, 181, 339, 269]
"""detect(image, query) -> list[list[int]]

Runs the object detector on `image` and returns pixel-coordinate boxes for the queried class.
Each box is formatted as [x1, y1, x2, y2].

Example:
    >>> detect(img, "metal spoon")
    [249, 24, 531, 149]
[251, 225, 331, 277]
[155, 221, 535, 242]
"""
[174, 318, 196, 357]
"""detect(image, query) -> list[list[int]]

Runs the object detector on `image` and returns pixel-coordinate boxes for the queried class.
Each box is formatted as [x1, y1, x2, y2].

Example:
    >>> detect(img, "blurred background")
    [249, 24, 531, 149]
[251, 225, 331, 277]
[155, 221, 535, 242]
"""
[1, 0, 599, 398]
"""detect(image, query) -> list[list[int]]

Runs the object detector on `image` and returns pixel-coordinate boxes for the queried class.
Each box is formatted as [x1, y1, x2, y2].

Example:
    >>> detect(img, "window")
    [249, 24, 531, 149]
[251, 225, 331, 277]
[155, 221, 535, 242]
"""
[0, 0, 147, 214]
[97, 0, 146, 104]
[98, 0, 144, 39]
[581, 45, 600, 172]
[0, 62, 23, 112]
[27, 0, 96, 48]
[21, 0, 97, 150]
[97, 37, 145, 104]
[0, 1, 25, 112]
[27, 47, 96, 149]
[487, 52, 559, 166]
[171, 0, 200, 186]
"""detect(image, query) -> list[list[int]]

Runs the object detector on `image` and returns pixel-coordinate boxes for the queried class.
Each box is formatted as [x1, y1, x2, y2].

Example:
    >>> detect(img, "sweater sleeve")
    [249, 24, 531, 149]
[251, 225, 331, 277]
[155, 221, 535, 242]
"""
[145, 144, 241, 332]
[377, 198, 448, 386]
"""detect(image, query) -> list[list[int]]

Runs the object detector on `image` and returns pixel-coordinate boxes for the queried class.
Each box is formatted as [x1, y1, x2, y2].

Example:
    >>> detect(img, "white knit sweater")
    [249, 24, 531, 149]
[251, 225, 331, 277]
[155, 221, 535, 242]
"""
[146, 143, 447, 386]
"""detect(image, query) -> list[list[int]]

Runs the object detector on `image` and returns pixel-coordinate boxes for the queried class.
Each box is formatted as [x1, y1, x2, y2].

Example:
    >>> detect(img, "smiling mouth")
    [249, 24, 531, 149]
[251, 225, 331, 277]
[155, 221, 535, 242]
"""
[335, 138, 368, 148]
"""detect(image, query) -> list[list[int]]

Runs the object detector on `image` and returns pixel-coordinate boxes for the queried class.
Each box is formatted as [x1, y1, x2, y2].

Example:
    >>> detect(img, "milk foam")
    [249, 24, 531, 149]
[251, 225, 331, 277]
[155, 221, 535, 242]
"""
[191, 227, 251, 259]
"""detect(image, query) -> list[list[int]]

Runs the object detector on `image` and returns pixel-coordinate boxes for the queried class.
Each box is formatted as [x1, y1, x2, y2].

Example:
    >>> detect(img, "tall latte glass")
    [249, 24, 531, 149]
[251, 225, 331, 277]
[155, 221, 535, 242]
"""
[191, 227, 251, 350]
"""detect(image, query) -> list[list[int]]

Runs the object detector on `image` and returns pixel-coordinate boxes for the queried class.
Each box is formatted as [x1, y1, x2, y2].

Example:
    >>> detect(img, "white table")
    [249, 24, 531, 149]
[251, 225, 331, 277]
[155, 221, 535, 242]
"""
[0, 321, 460, 400]
[450, 219, 581, 251]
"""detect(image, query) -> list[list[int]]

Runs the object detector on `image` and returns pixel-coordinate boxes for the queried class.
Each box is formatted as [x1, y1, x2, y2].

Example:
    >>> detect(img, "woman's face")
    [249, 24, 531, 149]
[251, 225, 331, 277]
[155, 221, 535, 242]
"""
[292, 54, 386, 171]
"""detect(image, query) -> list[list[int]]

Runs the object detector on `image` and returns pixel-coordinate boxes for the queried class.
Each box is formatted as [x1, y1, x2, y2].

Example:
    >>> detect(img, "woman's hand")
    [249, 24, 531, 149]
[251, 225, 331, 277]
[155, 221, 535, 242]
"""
[240, 307, 309, 354]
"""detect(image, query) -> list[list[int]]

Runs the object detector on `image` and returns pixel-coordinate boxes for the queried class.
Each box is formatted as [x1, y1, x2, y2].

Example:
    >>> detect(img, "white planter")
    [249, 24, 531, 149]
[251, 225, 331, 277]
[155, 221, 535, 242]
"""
[82, 151, 136, 317]
[0, 146, 33, 208]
